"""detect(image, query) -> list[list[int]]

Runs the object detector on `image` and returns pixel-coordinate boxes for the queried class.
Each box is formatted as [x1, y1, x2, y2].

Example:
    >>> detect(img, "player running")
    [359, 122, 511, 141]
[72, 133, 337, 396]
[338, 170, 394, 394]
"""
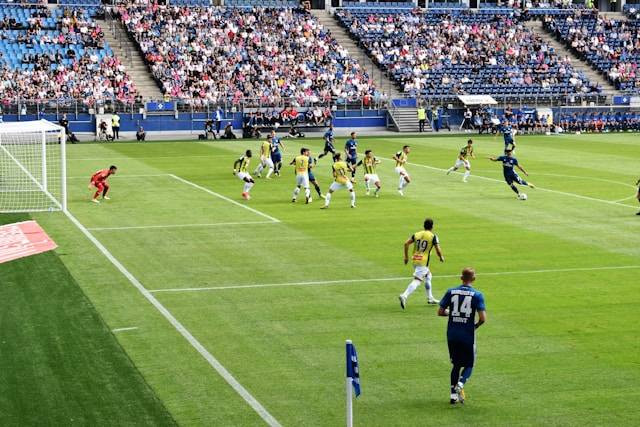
[290, 148, 312, 204]
[398, 218, 444, 309]
[394, 145, 411, 196]
[357, 150, 381, 197]
[308, 151, 324, 199]
[636, 177, 640, 216]
[233, 150, 255, 200]
[318, 125, 336, 160]
[446, 139, 475, 182]
[254, 136, 274, 179]
[438, 267, 487, 405]
[270, 131, 285, 176]
[321, 153, 356, 209]
[344, 132, 358, 177]
[89, 165, 117, 203]
[489, 149, 535, 199]
[498, 120, 516, 151]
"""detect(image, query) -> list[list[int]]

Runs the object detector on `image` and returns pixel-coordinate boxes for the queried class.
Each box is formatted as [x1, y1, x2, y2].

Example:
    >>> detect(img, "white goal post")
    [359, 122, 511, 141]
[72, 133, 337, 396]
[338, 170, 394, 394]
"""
[0, 119, 67, 213]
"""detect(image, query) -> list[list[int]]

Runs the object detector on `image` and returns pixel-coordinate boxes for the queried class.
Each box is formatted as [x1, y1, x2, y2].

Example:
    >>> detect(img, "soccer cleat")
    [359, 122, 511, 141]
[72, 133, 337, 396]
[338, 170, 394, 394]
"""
[320, 205, 329, 209]
[365, 189, 370, 196]
[91, 199, 100, 204]
[351, 204, 356, 208]
[103, 196, 110, 200]
[255, 174, 262, 178]
[305, 196, 312, 204]
[455, 383, 465, 404]
[428, 298, 439, 305]
[450, 393, 459, 405]
[398, 190, 404, 196]
[242, 192, 250, 200]
[528, 183, 536, 189]
[375, 192, 379, 198]
[291, 198, 296, 203]
[637, 211, 640, 215]
[446, 168, 453, 175]
[320, 194, 326, 199]
[398, 295, 406, 310]
[463, 178, 468, 183]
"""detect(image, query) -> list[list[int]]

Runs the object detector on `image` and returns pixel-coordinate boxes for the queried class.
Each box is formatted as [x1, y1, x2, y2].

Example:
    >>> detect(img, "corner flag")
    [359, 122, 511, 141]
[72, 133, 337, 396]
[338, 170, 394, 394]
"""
[346, 340, 361, 397]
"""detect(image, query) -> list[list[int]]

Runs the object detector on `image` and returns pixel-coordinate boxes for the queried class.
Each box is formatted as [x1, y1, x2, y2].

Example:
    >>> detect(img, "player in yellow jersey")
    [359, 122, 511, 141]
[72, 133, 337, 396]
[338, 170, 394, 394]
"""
[254, 137, 274, 179]
[289, 148, 312, 204]
[399, 218, 445, 309]
[357, 150, 381, 197]
[233, 149, 254, 200]
[394, 145, 411, 196]
[446, 139, 475, 182]
[321, 153, 356, 209]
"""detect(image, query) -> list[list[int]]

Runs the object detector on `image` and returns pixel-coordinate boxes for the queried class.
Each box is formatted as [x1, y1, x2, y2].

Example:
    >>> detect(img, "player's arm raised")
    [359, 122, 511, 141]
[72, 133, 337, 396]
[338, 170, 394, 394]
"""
[403, 236, 414, 265]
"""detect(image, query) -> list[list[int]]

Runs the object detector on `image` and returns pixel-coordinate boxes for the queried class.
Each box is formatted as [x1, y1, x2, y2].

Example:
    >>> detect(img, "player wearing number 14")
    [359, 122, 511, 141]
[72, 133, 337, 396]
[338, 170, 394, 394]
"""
[438, 268, 487, 405]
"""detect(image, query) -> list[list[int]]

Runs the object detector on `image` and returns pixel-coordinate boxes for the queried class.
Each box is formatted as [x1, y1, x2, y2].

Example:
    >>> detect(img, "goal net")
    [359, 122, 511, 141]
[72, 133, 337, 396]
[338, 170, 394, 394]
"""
[0, 120, 66, 213]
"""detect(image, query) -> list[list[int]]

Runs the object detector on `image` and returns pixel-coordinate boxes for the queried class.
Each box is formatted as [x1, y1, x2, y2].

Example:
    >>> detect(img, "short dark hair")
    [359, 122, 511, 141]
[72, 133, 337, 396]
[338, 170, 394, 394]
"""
[333, 153, 341, 161]
[505, 149, 513, 154]
[350, 132, 356, 137]
[109, 165, 117, 171]
[365, 149, 372, 155]
[300, 147, 307, 154]
[245, 150, 252, 157]
[424, 218, 434, 230]
[467, 139, 473, 144]
[403, 145, 410, 149]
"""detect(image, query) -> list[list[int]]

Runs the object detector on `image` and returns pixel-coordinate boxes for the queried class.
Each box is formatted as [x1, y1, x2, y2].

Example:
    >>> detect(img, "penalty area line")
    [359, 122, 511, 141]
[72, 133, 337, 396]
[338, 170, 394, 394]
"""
[112, 327, 139, 333]
[148, 265, 640, 293]
[169, 174, 281, 223]
[63, 210, 282, 427]
[87, 220, 276, 231]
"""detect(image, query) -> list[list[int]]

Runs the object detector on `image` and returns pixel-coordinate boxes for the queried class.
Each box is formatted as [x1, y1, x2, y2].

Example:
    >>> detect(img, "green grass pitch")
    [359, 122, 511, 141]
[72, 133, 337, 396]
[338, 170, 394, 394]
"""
[1, 133, 639, 426]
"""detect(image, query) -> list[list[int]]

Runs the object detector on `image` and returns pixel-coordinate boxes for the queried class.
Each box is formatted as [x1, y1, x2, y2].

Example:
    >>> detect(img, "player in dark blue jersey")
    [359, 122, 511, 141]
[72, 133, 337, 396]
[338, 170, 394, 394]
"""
[344, 131, 358, 177]
[489, 149, 535, 198]
[498, 120, 516, 151]
[308, 152, 323, 199]
[269, 130, 286, 177]
[318, 125, 335, 159]
[438, 267, 487, 404]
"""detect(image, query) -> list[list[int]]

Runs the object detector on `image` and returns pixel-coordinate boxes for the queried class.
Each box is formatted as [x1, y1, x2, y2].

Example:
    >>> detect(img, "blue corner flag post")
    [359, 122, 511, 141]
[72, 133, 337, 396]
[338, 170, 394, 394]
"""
[346, 340, 360, 427]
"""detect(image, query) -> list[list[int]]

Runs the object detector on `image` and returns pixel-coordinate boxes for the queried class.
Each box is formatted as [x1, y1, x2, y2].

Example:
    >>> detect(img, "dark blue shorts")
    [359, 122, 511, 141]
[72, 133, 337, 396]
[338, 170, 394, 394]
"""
[505, 173, 526, 186]
[347, 156, 357, 166]
[324, 143, 335, 154]
[308, 171, 316, 181]
[448, 339, 476, 367]
[271, 152, 282, 163]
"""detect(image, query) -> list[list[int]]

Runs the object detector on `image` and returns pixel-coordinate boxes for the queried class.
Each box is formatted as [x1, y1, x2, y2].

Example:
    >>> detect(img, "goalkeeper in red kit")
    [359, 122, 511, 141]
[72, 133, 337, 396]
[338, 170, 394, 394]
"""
[89, 165, 117, 203]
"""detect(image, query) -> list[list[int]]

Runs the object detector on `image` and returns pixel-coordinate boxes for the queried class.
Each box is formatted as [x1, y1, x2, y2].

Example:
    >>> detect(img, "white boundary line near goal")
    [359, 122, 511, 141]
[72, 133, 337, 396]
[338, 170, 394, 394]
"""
[385, 158, 638, 209]
[68, 154, 235, 161]
[67, 173, 170, 180]
[148, 265, 640, 293]
[112, 327, 139, 333]
[169, 174, 281, 223]
[64, 210, 282, 427]
[88, 220, 276, 231]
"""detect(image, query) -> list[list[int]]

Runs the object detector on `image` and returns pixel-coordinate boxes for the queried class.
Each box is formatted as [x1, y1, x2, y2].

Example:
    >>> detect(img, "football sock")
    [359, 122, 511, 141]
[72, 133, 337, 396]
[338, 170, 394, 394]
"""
[266, 168, 273, 178]
[365, 180, 370, 191]
[313, 182, 322, 196]
[255, 164, 264, 175]
[243, 182, 254, 193]
[292, 187, 300, 199]
[350, 191, 356, 206]
[510, 184, 519, 194]
[460, 367, 473, 384]
[424, 275, 434, 299]
[93, 191, 100, 199]
[447, 167, 455, 174]
[324, 192, 331, 206]
[102, 188, 109, 197]
[398, 176, 404, 190]
[463, 170, 470, 180]
[451, 365, 462, 389]
[402, 279, 421, 298]
[375, 186, 380, 195]
[305, 188, 311, 199]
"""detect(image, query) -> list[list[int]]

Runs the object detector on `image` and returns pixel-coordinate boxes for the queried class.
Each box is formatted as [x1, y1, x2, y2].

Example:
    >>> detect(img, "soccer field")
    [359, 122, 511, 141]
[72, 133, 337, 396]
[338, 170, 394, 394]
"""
[2, 133, 640, 426]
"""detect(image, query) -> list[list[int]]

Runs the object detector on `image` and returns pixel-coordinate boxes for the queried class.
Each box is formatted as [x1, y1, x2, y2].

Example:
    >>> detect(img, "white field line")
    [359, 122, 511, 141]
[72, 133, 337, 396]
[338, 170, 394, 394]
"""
[112, 327, 139, 333]
[67, 173, 170, 179]
[169, 174, 281, 223]
[88, 220, 276, 231]
[385, 158, 638, 209]
[148, 265, 640, 293]
[68, 155, 235, 161]
[64, 210, 282, 427]
[612, 195, 638, 203]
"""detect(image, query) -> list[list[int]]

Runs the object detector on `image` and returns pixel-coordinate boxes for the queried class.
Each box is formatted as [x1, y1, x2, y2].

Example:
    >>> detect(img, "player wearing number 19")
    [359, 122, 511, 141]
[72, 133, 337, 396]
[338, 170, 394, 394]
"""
[398, 218, 444, 309]
[438, 267, 486, 405]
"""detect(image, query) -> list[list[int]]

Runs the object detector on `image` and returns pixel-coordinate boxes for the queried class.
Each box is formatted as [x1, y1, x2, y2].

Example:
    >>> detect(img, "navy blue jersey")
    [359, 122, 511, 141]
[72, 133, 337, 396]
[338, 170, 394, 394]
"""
[324, 129, 334, 142]
[500, 125, 514, 144]
[439, 285, 486, 343]
[496, 155, 519, 176]
[271, 137, 282, 154]
[345, 138, 358, 158]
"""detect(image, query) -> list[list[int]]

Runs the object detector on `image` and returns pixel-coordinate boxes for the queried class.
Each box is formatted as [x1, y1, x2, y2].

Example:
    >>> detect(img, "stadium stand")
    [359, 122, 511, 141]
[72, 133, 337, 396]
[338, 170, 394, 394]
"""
[335, 7, 601, 101]
[544, 10, 640, 94]
[0, 4, 137, 105]
[116, 2, 377, 106]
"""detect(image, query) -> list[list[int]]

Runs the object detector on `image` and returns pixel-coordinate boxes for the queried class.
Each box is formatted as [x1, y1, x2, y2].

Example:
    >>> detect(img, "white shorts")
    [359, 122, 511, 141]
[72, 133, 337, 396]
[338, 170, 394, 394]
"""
[413, 265, 431, 281]
[364, 173, 380, 184]
[395, 166, 408, 177]
[455, 159, 471, 169]
[261, 156, 274, 168]
[329, 181, 354, 192]
[296, 174, 310, 188]
[237, 171, 251, 181]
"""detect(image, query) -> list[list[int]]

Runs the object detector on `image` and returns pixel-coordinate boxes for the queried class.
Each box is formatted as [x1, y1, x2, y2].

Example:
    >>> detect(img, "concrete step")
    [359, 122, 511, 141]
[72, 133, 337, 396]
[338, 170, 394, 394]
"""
[525, 20, 619, 96]
[388, 107, 432, 132]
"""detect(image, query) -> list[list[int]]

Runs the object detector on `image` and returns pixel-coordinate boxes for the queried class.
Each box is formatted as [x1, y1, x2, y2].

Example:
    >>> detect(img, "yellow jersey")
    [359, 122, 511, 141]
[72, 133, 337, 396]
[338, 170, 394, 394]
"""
[261, 141, 271, 158]
[361, 156, 378, 174]
[237, 156, 250, 173]
[395, 151, 407, 167]
[294, 155, 309, 175]
[460, 145, 474, 159]
[333, 160, 349, 184]
[410, 230, 439, 267]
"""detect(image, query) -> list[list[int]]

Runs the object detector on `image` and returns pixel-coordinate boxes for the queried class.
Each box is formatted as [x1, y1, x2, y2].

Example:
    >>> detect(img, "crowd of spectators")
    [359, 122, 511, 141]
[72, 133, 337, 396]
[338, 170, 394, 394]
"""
[543, 10, 640, 93]
[556, 110, 640, 132]
[0, 6, 138, 104]
[116, 2, 377, 106]
[337, 9, 599, 98]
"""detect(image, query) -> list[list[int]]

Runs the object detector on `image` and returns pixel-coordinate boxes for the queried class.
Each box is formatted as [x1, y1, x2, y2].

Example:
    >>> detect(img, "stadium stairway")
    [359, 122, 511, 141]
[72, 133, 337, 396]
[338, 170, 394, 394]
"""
[100, 18, 164, 101]
[387, 107, 432, 132]
[525, 20, 619, 98]
[310, 9, 402, 99]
